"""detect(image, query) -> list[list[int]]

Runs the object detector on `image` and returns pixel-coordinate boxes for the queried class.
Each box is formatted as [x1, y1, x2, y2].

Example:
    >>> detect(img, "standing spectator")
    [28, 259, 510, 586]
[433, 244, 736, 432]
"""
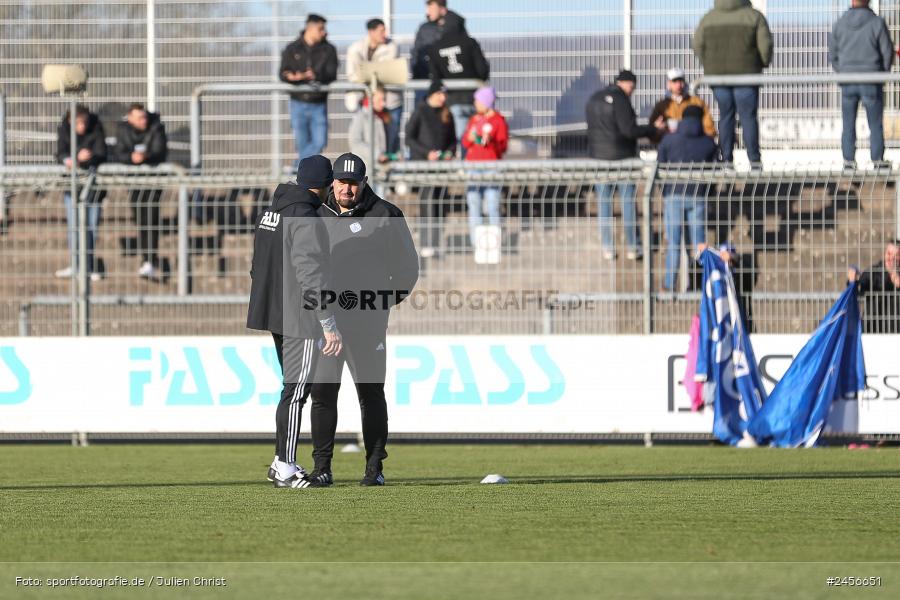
[694, 0, 772, 168]
[462, 86, 507, 246]
[345, 18, 403, 154]
[54, 104, 107, 281]
[280, 14, 338, 163]
[848, 240, 900, 333]
[648, 67, 716, 143]
[348, 85, 390, 169]
[428, 11, 490, 158]
[586, 70, 665, 260]
[830, 0, 894, 169]
[657, 105, 718, 292]
[112, 103, 168, 279]
[411, 0, 449, 106]
[406, 81, 457, 257]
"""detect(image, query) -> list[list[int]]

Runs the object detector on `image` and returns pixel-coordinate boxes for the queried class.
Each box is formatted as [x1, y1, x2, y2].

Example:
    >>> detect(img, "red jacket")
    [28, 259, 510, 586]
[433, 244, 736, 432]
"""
[462, 111, 509, 161]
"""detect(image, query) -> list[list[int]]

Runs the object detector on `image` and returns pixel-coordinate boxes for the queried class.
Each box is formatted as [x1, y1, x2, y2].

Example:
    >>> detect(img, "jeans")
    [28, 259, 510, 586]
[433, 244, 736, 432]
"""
[64, 191, 102, 273]
[386, 106, 403, 155]
[663, 194, 706, 291]
[841, 84, 884, 162]
[712, 86, 760, 163]
[450, 104, 476, 159]
[289, 99, 328, 164]
[595, 182, 638, 253]
[466, 185, 501, 246]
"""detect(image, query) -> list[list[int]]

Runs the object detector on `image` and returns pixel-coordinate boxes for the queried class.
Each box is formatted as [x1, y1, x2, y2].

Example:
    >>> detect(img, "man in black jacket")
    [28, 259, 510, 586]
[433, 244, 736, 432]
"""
[305, 153, 419, 488]
[427, 11, 489, 157]
[280, 14, 339, 163]
[112, 103, 169, 279]
[586, 70, 664, 260]
[55, 104, 107, 280]
[247, 155, 342, 488]
[411, 0, 449, 104]
[849, 240, 900, 333]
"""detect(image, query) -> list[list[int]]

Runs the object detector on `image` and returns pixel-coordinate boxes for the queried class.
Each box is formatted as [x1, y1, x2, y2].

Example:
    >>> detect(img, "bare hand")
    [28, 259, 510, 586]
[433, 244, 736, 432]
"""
[77, 148, 92, 162]
[695, 242, 708, 257]
[303, 69, 315, 81]
[63, 158, 73, 168]
[654, 116, 666, 129]
[321, 329, 342, 357]
[283, 71, 304, 82]
[131, 151, 145, 165]
[427, 150, 441, 161]
[847, 267, 860, 283]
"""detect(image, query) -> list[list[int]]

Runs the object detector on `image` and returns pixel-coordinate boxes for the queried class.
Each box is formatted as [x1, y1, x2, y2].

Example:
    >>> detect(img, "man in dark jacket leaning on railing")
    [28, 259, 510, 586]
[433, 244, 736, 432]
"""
[112, 103, 168, 280]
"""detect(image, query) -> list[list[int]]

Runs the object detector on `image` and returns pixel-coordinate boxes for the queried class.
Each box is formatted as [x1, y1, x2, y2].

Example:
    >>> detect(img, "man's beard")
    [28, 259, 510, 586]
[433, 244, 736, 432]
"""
[337, 194, 359, 209]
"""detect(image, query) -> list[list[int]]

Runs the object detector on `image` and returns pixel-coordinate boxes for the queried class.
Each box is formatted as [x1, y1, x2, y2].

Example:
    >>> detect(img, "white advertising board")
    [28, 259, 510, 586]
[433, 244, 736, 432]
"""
[0, 335, 897, 434]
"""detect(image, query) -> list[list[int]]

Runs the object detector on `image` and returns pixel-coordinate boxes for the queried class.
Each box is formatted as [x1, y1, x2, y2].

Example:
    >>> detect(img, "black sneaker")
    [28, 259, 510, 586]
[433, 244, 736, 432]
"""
[360, 468, 385, 487]
[292, 470, 333, 488]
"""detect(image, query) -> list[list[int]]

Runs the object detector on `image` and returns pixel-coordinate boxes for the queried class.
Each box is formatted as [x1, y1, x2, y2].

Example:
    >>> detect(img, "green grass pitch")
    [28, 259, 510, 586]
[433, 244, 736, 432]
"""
[1, 443, 899, 599]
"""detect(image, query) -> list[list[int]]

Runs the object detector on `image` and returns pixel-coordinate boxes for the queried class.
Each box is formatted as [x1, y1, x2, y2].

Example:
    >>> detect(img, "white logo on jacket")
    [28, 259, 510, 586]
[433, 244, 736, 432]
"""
[439, 45, 463, 74]
[258, 211, 281, 231]
[350, 221, 362, 233]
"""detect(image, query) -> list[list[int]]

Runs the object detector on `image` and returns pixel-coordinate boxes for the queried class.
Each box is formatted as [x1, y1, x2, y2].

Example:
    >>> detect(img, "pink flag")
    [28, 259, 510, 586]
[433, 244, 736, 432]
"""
[683, 314, 704, 411]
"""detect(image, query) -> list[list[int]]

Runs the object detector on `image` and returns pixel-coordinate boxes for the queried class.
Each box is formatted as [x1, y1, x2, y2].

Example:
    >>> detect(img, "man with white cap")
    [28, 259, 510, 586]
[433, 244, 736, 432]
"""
[649, 67, 716, 143]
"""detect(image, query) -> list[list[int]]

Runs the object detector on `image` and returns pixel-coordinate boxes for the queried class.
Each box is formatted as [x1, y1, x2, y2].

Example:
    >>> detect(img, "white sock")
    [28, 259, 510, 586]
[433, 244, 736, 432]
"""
[276, 460, 298, 479]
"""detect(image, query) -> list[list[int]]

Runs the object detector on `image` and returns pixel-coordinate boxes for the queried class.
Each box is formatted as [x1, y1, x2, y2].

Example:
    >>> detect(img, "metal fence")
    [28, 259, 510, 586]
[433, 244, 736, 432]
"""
[5, 1, 900, 170]
[2, 160, 897, 336]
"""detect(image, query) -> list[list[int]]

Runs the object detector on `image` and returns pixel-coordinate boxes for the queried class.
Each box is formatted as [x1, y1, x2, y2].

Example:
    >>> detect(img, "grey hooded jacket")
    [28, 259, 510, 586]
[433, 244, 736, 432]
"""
[830, 6, 894, 73]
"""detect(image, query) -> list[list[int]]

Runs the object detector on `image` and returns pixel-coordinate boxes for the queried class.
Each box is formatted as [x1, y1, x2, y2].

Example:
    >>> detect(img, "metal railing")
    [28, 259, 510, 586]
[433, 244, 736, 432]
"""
[2, 160, 897, 336]
[190, 80, 483, 173]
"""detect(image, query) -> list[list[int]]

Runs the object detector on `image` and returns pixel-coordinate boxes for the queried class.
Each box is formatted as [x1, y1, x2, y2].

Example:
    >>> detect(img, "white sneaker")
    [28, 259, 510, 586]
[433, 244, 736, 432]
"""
[90, 272, 102, 283]
[602, 250, 616, 261]
[626, 249, 643, 260]
[420, 247, 436, 258]
[138, 262, 157, 278]
[55, 266, 73, 278]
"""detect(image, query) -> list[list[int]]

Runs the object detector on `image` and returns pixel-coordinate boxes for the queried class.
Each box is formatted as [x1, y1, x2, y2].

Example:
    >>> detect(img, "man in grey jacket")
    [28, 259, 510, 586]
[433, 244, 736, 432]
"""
[830, 0, 894, 168]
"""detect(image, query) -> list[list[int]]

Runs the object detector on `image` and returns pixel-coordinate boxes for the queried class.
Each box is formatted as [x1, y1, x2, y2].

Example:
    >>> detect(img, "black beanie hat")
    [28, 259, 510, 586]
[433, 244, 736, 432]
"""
[296, 155, 333, 189]
[615, 69, 637, 83]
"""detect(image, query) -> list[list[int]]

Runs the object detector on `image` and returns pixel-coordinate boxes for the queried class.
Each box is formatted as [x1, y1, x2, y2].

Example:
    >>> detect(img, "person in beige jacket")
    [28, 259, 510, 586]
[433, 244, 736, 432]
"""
[648, 68, 716, 144]
[345, 18, 403, 153]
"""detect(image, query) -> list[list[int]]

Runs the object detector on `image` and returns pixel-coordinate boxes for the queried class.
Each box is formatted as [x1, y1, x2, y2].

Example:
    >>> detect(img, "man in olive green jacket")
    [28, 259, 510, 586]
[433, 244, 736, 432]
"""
[694, 0, 773, 166]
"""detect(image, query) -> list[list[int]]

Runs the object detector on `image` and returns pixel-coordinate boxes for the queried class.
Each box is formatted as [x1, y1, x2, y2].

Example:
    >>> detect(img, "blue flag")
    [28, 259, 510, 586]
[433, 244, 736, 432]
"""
[747, 283, 867, 448]
[696, 250, 767, 446]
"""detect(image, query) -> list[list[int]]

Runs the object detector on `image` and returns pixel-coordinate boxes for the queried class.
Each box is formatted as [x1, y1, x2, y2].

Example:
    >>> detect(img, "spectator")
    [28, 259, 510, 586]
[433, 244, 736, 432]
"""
[348, 85, 390, 169]
[54, 104, 107, 281]
[462, 86, 507, 247]
[585, 69, 664, 260]
[694, 0, 772, 168]
[411, 1, 449, 106]
[648, 67, 716, 143]
[849, 240, 900, 333]
[657, 105, 717, 292]
[280, 14, 338, 163]
[345, 18, 403, 154]
[112, 103, 168, 279]
[428, 11, 490, 158]
[406, 81, 457, 258]
[830, 0, 894, 169]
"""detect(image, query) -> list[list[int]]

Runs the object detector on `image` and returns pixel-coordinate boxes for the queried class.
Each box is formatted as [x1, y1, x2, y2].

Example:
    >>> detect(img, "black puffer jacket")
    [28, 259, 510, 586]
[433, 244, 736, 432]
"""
[111, 113, 168, 165]
[317, 185, 419, 335]
[247, 184, 333, 338]
[586, 84, 657, 160]
[404, 102, 457, 160]
[56, 112, 107, 168]
[427, 12, 490, 106]
[279, 33, 339, 103]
